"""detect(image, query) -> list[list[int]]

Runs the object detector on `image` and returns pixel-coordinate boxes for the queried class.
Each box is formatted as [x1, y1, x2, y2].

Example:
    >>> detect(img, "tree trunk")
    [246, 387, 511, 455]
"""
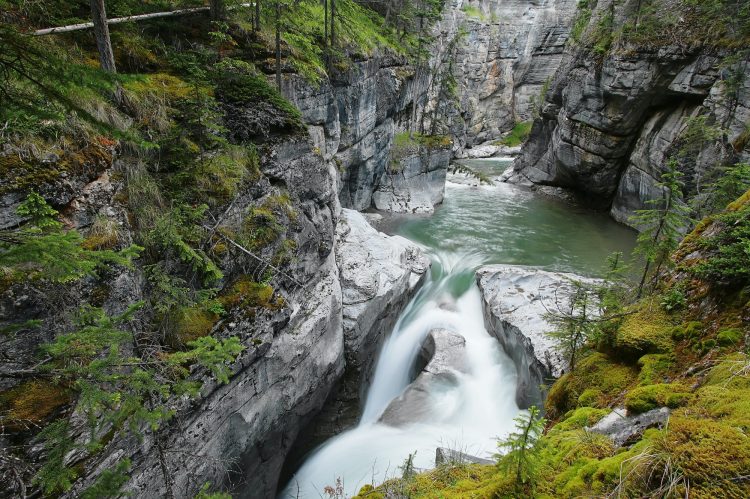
[275, 0, 281, 90]
[210, 0, 225, 21]
[89, 0, 116, 72]
[255, 0, 261, 30]
[324, 0, 328, 50]
[330, 0, 335, 49]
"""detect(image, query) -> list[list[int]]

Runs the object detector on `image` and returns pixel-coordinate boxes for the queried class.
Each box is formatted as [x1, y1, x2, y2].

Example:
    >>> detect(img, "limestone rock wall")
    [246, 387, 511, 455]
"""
[508, 0, 750, 227]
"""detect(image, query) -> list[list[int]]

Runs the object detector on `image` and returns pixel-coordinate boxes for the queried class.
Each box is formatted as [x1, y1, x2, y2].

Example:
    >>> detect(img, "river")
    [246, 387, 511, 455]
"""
[280, 159, 636, 498]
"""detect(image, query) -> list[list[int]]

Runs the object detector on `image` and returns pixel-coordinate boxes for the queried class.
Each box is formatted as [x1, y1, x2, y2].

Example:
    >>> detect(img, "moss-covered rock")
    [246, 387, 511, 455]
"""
[546, 353, 638, 418]
[613, 299, 674, 357]
[624, 383, 692, 414]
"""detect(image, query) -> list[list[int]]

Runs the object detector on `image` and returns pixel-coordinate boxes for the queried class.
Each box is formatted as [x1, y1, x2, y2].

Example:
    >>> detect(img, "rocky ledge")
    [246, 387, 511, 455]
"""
[476, 265, 599, 408]
[286, 209, 429, 461]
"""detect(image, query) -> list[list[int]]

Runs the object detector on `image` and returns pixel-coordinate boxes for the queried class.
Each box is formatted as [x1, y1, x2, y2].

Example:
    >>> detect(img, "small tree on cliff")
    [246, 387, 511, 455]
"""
[631, 159, 692, 298]
[496, 406, 546, 494]
[544, 280, 598, 372]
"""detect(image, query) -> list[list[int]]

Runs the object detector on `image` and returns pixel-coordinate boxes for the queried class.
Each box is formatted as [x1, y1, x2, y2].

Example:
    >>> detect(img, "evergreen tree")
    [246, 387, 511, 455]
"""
[631, 159, 692, 298]
[496, 406, 545, 493]
[706, 162, 750, 214]
[545, 280, 597, 372]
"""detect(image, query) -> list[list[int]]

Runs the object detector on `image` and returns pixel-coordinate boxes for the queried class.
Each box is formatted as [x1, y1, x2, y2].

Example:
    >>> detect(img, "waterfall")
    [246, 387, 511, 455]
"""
[280, 249, 522, 498]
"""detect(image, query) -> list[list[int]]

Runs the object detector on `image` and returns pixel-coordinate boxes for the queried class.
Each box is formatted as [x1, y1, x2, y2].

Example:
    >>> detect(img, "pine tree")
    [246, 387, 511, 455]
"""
[545, 280, 597, 372]
[631, 159, 692, 298]
[706, 162, 750, 214]
[496, 406, 545, 493]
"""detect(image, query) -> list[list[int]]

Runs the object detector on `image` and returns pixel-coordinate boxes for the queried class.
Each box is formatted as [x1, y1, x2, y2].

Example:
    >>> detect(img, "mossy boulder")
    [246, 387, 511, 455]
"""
[624, 383, 691, 414]
[546, 353, 638, 418]
[613, 300, 673, 357]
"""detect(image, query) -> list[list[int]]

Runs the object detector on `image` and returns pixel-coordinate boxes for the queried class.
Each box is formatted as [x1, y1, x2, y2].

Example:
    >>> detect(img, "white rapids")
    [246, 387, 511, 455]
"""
[281, 251, 523, 498]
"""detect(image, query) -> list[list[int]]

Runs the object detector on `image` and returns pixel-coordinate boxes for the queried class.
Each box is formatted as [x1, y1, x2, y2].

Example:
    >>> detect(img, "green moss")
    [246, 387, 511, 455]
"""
[0, 381, 71, 430]
[717, 328, 743, 347]
[637, 353, 674, 385]
[614, 299, 674, 356]
[389, 132, 452, 171]
[193, 145, 259, 206]
[670, 320, 704, 341]
[219, 276, 284, 312]
[546, 353, 638, 418]
[494, 121, 533, 147]
[552, 407, 610, 432]
[174, 306, 219, 344]
[655, 416, 750, 497]
[0, 143, 112, 195]
[624, 383, 692, 414]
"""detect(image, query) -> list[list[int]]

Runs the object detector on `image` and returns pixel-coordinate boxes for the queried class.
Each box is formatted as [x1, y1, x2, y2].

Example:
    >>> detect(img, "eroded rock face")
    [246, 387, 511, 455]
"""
[508, 0, 750, 226]
[440, 0, 578, 150]
[334, 209, 430, 424]
[282, 209, 430, 468]
[476, 265, 599, 409]
[379, 328, 466, 427]
[372, 142, 451, 213]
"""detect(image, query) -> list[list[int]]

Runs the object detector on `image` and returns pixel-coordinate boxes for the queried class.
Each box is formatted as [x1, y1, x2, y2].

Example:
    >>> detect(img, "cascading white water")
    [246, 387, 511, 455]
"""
[280, 159, 636, 498]
[281, 250, 523, 498]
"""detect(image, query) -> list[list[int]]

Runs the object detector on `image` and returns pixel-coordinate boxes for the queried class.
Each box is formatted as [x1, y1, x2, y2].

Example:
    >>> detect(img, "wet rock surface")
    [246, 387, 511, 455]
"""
[379, 328, 466, 427]
[476, 265, 599, 408]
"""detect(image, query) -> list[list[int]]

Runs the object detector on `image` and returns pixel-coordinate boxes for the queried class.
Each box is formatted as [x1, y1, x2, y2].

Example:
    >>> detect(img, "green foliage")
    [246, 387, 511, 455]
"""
[80, 459, 132, 499]
[495, 121, 532, 147]
[195, 482, 232, 499]
[631, 159, 692, 297]
[692, 195, 750, 287]
[213, 58, 302, 127]
[461, 5, 486, 21]
[144, 204, 223, 284]
[660, 285, 686, 312]
[496, 406, 545, 492]
[0, 193, 141, 284]
[570, 0, 593, 43]
[33, 420, 78, 495]
[545, 280, 598, 371]
[706, 163, 750, 214]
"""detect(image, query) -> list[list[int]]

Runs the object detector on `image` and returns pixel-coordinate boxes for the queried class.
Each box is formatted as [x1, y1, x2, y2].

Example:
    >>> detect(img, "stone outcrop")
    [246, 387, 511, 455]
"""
[476, 265, 599, 409]
[283, 56, 417, 212]
[372, 138, 452, 213]
[279, 208, 429, 481]
[589, 407, 671, 447]
[379, 328, 466, 427]
[508, 0, 750, 227]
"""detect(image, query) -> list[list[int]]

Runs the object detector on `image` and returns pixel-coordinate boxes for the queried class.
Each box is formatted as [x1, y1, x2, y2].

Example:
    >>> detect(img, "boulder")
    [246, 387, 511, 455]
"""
[589, 407, 671, 447]
[476, 265, 599, 408]
[379, 328, 466, 427]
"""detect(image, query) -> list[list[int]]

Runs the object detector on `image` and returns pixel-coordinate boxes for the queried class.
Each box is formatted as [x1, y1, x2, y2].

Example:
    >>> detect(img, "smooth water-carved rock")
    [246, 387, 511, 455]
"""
[379, 328, 466, 427]
[476, 265, 599, 409]
[285, 209, 430, 461]
[435, 447, 494, 466]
